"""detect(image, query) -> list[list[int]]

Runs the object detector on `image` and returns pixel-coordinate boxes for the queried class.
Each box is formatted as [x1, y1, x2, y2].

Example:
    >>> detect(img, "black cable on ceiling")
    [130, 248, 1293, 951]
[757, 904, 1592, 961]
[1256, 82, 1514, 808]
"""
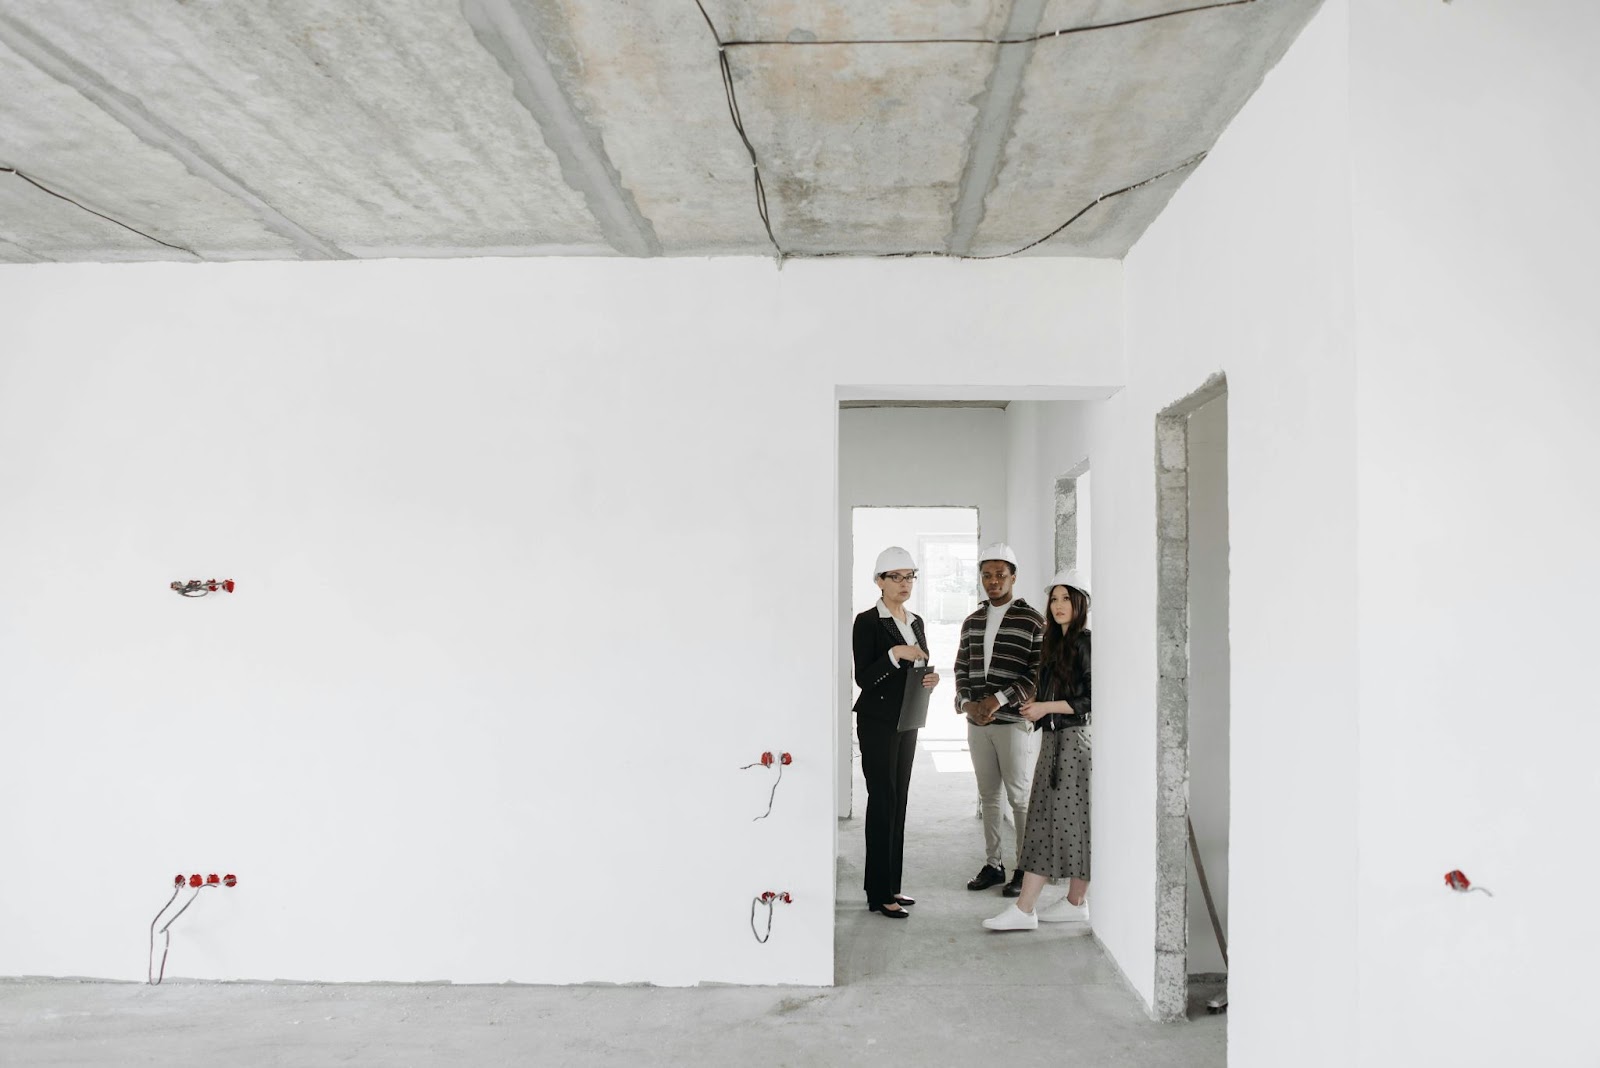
[692, 0, 1257, 261]
[788, 152, 1208, 262]
[1, 165, 198, 257]
[972, 153, 1207, 260]
[722, 0, 1259, 48]
[693, 0, 782, 259]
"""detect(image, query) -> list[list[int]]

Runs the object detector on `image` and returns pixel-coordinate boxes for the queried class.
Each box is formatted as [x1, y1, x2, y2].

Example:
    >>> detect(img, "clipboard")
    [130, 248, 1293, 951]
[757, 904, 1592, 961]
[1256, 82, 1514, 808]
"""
[897, 666, 934, 732]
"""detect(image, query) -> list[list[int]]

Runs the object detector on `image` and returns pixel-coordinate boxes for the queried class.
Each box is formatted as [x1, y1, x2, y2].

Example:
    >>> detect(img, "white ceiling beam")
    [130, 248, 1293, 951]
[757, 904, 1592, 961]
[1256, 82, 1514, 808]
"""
[946, 0, 1049, 257]
[461, 0, 661, 258]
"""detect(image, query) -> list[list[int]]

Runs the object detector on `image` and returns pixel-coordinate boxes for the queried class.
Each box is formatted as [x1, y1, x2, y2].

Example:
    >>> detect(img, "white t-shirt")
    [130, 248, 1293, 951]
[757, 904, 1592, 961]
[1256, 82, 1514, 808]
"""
[982, 597, 1012, 677]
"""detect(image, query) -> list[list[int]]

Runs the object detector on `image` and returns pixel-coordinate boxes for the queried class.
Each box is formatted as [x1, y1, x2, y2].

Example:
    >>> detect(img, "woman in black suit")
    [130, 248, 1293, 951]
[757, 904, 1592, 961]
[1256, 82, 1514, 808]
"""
[852, 546, 940, 918]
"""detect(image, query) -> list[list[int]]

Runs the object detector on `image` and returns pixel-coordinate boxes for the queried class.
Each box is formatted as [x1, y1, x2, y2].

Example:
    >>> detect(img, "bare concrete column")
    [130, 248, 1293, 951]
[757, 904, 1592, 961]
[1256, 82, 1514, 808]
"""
[1151, 372, 1226, 1022]
[1055, 475, 1078, 573]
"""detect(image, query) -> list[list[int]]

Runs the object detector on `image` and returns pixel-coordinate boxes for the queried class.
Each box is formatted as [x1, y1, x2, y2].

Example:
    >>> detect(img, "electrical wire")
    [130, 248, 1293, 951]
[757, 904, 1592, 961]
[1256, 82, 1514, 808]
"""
[149, 880, 226, 985]
[789, 151, 1207, 260]
[721, 0, 1258, 48]
[150, 885, 210, 985]
[739, 756, 785, 820]
[691, 0, 1250, 259]
[0, 166, 198, 257]
[160, 884, 212, 931]
[147, 885, 182, 985]
[964, 152, 1208, 259]
[750, 895, 775, 943]
[752, 759, 782, 822]
[693, 0, 782, 260]
[171, 579, 234, 597]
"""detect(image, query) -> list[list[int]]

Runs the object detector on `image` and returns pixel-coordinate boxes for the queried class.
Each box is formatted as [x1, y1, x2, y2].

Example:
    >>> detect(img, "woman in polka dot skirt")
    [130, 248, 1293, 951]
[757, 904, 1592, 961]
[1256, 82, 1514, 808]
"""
[982, 569, 1092, 931]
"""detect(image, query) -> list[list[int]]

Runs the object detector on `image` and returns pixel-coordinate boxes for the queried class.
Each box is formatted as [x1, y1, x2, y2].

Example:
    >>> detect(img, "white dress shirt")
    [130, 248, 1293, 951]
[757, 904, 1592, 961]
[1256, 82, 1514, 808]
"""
[878, 599, 926, 667]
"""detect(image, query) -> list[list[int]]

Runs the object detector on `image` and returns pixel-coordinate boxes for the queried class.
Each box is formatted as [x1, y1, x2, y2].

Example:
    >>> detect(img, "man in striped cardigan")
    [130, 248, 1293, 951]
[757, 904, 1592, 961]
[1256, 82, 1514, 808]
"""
[954, 543, 1045, 896]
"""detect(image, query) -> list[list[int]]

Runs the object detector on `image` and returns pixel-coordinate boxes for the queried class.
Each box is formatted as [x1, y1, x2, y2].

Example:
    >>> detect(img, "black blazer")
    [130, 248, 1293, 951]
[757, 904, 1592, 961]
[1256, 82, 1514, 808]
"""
[851, 606, 929, 726]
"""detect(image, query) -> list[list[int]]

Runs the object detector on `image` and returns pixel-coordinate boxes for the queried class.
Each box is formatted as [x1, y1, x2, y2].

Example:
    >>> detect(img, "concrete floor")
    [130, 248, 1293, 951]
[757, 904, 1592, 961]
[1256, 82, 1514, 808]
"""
[0, 739, 1224, 1066]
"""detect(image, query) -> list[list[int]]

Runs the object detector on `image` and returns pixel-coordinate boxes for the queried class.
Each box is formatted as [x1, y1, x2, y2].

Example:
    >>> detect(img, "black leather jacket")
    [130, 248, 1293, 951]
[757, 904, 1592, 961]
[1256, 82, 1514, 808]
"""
[1037, 630, 1091, 730]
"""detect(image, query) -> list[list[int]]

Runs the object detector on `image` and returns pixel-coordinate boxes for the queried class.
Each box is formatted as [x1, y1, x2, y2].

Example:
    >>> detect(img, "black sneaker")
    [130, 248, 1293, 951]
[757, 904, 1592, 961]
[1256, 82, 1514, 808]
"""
[967, 864, 1006, 891]
[1002, 868, 1025, 897]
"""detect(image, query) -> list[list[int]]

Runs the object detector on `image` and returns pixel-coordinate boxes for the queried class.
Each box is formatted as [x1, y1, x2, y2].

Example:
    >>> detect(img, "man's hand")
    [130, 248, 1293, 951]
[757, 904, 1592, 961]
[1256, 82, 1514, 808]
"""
[921, 671, 941, 690]
[961, 699, 996, 725]
[891, 644, 929, 663]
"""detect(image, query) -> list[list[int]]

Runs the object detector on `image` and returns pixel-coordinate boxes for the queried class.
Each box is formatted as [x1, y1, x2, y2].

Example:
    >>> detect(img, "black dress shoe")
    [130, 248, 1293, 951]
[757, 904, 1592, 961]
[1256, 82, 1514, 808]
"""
[966, 864, 1006, 891]
[1002, 869, 1025, 897]
[892, 894, 916, 907]
[868, 902, 910, 919]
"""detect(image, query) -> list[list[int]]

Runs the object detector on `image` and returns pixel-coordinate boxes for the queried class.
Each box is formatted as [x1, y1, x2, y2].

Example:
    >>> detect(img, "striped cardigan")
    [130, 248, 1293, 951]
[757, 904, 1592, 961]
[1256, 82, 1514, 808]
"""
[953, 598, 1045, 715]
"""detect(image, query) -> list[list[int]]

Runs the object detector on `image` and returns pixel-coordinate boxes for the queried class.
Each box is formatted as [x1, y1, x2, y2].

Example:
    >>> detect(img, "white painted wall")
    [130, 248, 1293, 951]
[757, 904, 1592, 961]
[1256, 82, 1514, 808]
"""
[1351, 3, 1600, 1063]
[1090, 2, 1357, 1060]
[1185, 396, 1230, 977]
[836, 408, 1009, 816]
[0, 257, 1121, 986]
[1004, 400, 1094, 598]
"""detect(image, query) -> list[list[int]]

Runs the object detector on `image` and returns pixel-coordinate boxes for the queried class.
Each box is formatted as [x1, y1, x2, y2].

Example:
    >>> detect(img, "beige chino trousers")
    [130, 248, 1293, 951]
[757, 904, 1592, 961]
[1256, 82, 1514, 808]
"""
[967, 719, 1039, 870]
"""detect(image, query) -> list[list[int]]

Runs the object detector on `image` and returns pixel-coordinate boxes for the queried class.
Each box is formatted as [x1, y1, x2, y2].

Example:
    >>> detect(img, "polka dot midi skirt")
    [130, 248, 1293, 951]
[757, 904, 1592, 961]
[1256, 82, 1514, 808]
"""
[1018, 726, 1091, 881]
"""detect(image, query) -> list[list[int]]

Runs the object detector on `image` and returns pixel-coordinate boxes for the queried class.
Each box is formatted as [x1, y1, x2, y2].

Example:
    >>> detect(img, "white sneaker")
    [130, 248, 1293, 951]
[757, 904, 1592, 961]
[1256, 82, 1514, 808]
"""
[1038, 897, 1089, 924]
[982, 905, 1038, 931]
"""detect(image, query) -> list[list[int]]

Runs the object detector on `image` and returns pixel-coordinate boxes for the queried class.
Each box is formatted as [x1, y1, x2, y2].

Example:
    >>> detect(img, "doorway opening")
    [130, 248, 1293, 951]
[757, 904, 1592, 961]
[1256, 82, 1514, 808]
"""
[1153, 375, 1231, 1022]
[832, 390, 1121, 998]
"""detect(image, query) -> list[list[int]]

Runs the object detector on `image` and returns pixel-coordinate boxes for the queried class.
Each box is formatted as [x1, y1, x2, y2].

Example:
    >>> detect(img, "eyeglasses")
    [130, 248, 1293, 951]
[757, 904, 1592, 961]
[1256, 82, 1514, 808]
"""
[880, 571, 918, 583]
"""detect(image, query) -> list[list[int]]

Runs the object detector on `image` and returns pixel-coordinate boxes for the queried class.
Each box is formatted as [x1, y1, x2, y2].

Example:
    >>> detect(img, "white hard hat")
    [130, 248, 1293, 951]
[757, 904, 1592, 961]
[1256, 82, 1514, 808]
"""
[977, 542, 1018, 568]
[873, 546, 917, 576]
[1046, 568, 1090, 597]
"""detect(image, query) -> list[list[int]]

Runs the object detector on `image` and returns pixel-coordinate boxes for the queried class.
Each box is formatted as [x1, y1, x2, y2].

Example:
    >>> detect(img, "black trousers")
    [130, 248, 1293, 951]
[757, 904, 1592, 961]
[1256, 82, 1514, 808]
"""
[858, 718, 918, 904]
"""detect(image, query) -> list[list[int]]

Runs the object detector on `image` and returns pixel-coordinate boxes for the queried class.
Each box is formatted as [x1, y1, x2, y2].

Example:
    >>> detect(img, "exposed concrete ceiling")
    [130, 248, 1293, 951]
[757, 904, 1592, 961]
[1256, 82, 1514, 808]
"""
[0, 0, 1320, 264]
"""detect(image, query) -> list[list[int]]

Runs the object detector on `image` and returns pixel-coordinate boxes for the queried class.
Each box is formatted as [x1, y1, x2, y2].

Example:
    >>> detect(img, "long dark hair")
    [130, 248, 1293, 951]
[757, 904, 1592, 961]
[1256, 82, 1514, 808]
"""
[1041, 584, 1090, 687]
